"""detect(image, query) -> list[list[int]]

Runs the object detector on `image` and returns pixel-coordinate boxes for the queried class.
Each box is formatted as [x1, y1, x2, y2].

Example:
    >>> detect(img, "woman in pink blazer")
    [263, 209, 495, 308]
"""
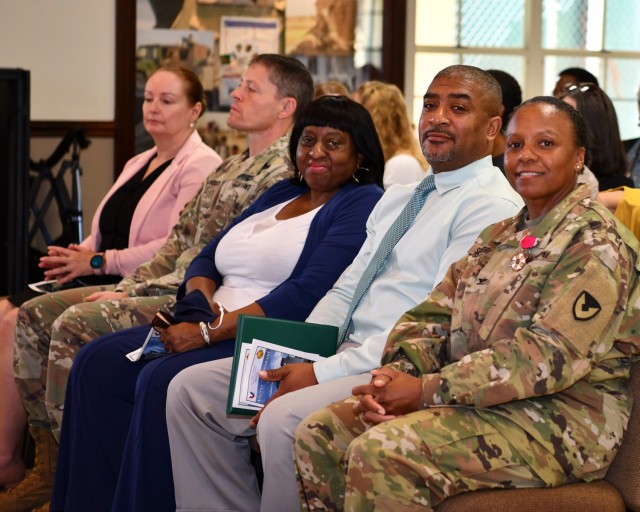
[76, 127, 218, 277]
[0, 66, 220, 489]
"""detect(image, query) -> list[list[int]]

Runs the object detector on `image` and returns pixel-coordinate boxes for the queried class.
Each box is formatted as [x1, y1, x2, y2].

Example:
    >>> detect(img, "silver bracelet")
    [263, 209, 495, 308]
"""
[207, 302, 225, 331]
[199, 321, 211, 345]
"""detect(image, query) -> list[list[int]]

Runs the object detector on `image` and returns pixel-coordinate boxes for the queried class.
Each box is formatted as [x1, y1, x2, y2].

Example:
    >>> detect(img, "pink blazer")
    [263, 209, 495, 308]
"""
[80, 130, 221, 276]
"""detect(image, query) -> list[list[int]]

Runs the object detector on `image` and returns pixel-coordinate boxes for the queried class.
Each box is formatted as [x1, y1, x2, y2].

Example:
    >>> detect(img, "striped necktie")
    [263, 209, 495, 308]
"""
[336, 173, 437, 346]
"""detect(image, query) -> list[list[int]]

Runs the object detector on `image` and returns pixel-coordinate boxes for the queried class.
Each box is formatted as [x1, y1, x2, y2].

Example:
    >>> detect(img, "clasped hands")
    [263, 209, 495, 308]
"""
[352, 367, 424, 425]
[39, 244, 97, 284]
[246, 364, 424, 429]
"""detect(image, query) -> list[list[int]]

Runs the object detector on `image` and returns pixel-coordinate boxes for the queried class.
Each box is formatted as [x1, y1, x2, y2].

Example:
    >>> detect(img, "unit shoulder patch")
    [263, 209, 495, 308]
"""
[573, 291, 601, 321]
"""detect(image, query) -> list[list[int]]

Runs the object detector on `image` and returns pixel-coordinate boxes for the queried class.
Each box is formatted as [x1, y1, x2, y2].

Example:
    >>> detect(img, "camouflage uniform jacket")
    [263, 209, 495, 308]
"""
[382, 184, 640, 484]
[116, 135, 293, 296]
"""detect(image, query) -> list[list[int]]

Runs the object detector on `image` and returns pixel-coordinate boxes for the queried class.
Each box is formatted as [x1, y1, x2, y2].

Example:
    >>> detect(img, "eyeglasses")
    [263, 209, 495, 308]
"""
[562, 82, 599, 94]
[151, 310, 176, 331]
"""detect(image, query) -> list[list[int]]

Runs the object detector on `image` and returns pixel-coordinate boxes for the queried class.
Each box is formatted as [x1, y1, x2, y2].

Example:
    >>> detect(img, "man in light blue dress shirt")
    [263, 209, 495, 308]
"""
[165, 65, 525, 512]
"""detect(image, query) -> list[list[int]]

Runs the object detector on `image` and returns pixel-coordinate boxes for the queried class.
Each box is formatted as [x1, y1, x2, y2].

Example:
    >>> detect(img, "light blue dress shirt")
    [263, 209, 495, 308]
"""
[308, 155, 524, 383]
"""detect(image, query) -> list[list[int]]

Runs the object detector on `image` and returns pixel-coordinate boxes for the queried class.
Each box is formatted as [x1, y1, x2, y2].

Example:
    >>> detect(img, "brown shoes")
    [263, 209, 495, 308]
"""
[0, 427, 57, 512]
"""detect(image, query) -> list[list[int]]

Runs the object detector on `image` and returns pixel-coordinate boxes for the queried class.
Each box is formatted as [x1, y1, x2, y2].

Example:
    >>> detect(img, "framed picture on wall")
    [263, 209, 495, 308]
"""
[115, 0, 404, 175]
[135, 0, 284, 153]
[218, 16, 281, 106]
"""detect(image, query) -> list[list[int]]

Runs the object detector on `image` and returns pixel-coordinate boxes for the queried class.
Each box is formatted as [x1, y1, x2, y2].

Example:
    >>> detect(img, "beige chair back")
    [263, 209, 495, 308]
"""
[605, 360, 640, 510]
[437, 361, 640, 512]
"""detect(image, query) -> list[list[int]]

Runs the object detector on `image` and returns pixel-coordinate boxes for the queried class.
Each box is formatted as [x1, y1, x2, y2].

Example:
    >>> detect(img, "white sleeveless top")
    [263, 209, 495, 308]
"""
[213, 197, 321, 311]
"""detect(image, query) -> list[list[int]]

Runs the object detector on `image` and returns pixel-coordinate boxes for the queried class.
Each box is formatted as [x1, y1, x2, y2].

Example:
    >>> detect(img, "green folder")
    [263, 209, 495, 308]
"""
[226, 315, 338, 415]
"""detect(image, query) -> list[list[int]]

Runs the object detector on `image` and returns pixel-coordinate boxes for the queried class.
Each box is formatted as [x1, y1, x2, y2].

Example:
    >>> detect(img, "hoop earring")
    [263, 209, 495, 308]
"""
[352, 166, 370, 183]
[298, 173, 304, 183]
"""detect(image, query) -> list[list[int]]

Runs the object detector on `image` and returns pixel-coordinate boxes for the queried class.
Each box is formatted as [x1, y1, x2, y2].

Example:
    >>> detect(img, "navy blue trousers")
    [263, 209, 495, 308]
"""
[50, 325, 235, 512]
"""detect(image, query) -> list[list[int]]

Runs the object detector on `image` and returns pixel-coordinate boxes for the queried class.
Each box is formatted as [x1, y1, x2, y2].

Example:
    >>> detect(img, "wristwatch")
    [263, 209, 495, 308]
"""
[90, 253, 105, 270]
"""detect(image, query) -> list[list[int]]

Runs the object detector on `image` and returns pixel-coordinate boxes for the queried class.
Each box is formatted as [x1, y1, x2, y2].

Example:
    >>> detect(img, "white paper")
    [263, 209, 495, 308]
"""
[125, 327, 164, 362]
[230, 338, 324, 412]
[28, 279, 61, 293]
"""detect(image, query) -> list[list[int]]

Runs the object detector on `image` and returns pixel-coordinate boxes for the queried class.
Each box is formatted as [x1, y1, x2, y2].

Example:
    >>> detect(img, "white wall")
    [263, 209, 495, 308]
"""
[0, 1, 115, 121]
[30, 137, 115, 244]
[0, 1, 117, 238]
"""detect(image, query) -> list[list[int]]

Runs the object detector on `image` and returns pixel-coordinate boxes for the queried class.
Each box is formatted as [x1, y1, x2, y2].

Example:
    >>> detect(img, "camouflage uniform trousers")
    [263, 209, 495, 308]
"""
[294, 395, 562, 512]
[14, 285, 175, 441]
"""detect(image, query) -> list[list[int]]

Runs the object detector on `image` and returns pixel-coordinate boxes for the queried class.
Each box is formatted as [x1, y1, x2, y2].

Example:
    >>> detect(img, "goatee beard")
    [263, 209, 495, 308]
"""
[424, 147, 456, 163]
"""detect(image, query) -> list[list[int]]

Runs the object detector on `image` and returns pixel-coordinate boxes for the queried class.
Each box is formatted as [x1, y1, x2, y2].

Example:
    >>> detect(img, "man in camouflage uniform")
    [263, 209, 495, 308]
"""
[5, 54, 313, 512]
[294, 181, 640, 511]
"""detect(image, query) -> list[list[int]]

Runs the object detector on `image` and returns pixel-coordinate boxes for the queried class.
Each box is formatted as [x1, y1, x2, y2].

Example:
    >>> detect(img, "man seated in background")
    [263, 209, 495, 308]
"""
[486, 68, 522, 173]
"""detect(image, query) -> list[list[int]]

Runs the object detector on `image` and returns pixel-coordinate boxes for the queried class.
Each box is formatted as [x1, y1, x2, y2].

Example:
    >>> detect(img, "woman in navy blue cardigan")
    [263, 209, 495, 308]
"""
[50, 96, 385, 512]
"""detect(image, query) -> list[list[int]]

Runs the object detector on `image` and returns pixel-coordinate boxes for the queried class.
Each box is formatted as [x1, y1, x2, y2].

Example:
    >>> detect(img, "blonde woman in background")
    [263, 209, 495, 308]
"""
[314, 80, 350, 99]
[353, 80, 427, 188]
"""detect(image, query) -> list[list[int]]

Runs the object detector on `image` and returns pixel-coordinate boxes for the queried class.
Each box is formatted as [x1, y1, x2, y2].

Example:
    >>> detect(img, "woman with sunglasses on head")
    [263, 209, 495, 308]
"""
[48, 95, 385, 512]
[561, 82, 634, 190]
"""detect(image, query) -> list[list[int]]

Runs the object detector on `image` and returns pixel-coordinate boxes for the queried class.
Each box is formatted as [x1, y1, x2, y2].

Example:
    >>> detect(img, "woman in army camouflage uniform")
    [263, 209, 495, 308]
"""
[294, 97, 640, 511]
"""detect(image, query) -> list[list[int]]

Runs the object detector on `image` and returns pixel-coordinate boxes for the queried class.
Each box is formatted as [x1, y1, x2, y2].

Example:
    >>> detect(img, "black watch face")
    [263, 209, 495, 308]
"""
[90, 254, 104, 269]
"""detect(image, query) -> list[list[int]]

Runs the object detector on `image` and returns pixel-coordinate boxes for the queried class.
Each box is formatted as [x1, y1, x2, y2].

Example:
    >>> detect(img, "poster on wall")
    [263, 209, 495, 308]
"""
[219, 16, 281, 107]
[135, 0, 284, 154]
[136, 28, 216, 95]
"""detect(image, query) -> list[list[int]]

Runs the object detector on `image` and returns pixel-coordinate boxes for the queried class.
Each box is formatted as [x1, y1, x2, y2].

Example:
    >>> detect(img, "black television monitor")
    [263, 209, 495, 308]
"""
[0, 68, 30, 295]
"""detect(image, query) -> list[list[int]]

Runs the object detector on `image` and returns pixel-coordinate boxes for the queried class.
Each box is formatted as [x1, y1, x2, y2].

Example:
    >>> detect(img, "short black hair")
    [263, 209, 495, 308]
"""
[434, 65, 502, 117]
[289, 95, 385, 187]
[486, 69, 523, 129]
[559, 67, 599, 86]
[509, 96, 590, 165]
